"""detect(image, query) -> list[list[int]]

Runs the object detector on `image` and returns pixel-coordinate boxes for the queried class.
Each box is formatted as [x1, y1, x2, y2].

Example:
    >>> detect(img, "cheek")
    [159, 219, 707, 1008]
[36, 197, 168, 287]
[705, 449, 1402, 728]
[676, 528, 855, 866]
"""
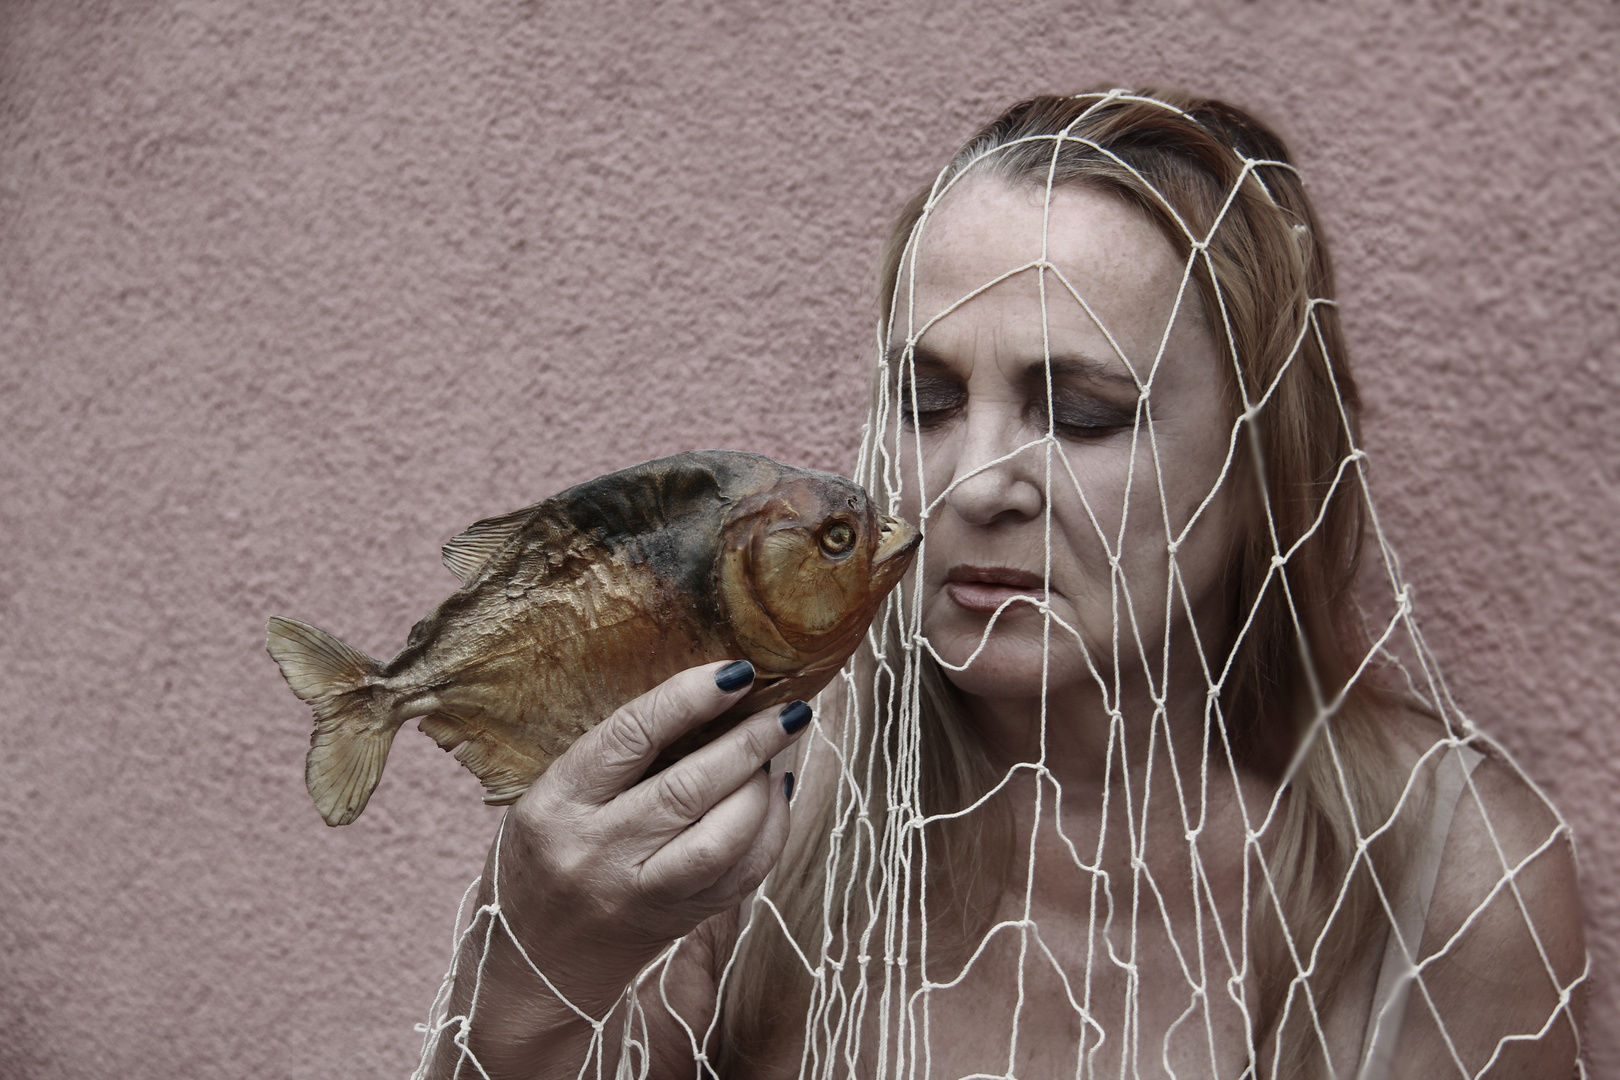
[893, 443, 930, 526]
[756, 539, 866, 638]
[1049, 442, 1135, 536]
[893, 430, 960, 526]
[1152, 425, 1240, 537]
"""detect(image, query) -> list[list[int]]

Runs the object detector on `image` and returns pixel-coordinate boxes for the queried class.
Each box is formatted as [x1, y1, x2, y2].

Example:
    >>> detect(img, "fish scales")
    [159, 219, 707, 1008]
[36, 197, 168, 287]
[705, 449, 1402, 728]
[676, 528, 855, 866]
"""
[267, 450, 919, 826]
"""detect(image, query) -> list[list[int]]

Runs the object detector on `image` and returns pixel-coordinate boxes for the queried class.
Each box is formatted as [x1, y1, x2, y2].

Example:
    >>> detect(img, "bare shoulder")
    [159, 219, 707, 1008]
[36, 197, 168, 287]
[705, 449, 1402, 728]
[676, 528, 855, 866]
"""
[1427, 748, 1583, 963]
[1392, 738, 1588, 1077]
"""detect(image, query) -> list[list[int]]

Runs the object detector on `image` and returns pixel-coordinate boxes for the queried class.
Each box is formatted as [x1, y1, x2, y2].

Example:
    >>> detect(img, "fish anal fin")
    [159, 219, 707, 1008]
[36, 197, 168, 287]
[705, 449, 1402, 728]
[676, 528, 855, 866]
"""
[442, 505, 540, 583]
[477, 776, 532, 806]
[417, 713, 467, 751]
[451, 734, 550, 806]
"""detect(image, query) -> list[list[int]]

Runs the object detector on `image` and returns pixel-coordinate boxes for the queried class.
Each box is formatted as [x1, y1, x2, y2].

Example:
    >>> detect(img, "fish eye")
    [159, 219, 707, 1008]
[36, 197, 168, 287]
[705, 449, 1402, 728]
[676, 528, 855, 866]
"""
[819, 520, 856, 557]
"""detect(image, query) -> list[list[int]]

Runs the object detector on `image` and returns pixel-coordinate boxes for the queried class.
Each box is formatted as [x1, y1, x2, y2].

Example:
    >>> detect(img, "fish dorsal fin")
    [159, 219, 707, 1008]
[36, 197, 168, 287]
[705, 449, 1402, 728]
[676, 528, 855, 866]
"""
[442, 504, 540, 583]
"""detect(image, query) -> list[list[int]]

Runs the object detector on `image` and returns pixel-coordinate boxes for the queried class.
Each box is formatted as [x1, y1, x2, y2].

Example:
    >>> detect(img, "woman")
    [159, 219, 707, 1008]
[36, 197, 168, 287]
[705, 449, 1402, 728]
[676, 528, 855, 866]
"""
[420, 91, 1586, 1079]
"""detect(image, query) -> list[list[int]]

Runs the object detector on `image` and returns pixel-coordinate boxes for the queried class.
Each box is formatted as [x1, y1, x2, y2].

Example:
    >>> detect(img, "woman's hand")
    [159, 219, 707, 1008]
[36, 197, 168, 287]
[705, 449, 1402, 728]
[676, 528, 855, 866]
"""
[426, 659, 809, 1078]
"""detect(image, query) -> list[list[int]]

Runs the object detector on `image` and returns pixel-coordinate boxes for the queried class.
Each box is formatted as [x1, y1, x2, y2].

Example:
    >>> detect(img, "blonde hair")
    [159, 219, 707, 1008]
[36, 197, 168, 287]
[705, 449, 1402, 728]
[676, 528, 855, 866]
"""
[723, 90, 1412, 1077]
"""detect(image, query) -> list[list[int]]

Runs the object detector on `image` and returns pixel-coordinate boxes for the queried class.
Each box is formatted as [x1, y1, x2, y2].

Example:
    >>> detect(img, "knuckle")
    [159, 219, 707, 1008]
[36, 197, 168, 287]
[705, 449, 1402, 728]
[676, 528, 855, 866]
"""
[629, 869, 680, 909]
[547, 840, 592, 884]
[738, 718, 779, 762]
[733, 839, 785, 902]
[649, 674, 715, 734]
[599, 705, 659, 766]
[655, 767, 710, 822]
[597, 675, 710, 768]
[681, 833, 732, 885]
[733, 860, 768, 899]
[512, 780, 564, 825]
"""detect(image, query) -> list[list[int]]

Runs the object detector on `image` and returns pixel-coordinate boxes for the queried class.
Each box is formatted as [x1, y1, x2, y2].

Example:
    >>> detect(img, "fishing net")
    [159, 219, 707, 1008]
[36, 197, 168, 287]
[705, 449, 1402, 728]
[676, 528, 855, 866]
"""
[413, 92, 1586, 1079]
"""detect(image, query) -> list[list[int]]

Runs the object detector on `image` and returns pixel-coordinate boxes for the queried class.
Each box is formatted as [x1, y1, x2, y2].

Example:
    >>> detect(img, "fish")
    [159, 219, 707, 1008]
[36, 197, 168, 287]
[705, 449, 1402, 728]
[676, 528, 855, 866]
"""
[265, 450, 920, 826]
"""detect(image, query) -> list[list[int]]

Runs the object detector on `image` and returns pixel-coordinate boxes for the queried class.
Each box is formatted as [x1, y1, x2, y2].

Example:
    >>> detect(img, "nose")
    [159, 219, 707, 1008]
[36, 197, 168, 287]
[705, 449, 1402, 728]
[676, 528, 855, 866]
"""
[941, 416, 1046, 527]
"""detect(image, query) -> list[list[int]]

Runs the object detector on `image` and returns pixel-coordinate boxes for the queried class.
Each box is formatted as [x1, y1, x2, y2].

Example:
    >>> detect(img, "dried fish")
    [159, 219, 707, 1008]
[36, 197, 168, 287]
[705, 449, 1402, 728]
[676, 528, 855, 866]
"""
[267, 451, 918, 825]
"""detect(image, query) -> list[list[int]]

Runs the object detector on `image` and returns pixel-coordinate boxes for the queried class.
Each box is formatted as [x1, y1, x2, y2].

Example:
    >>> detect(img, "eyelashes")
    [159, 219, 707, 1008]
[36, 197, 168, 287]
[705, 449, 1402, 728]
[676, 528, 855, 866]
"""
[895, 376, 965, 428]
[1043, 388, 1139, 438]
[896, 375, 1137, 439]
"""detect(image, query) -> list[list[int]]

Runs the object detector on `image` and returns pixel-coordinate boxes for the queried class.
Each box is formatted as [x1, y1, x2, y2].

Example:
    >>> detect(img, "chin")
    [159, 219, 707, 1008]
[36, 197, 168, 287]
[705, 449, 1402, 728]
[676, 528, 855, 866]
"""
[926, 614, 1100, 702]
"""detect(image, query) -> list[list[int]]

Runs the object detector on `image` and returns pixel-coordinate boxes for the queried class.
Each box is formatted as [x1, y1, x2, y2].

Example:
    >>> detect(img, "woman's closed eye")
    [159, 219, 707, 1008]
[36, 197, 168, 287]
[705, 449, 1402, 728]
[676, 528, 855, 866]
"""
[897, 373, 966, 429]
[1035, 386, 1139, 440]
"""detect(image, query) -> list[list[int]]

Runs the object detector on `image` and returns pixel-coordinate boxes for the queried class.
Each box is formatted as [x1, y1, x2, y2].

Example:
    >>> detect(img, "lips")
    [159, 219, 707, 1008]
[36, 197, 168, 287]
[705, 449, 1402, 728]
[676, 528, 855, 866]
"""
[943, 564, 1051, 614]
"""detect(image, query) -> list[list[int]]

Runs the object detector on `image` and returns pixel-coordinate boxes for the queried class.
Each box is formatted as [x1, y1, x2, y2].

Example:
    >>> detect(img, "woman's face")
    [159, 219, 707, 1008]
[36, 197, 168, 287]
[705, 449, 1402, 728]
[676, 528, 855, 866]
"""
[890, 178, 1245, 704]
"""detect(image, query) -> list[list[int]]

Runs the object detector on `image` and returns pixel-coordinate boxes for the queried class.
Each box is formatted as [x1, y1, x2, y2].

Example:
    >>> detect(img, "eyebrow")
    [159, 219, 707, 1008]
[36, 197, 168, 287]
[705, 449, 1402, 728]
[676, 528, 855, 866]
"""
[887, 342, 1140, 390]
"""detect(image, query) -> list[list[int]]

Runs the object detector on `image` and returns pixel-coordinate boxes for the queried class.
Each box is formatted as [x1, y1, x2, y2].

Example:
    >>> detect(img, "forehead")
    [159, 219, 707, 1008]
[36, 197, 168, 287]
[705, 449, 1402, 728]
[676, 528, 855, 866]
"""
[893, 177, 1196, 363]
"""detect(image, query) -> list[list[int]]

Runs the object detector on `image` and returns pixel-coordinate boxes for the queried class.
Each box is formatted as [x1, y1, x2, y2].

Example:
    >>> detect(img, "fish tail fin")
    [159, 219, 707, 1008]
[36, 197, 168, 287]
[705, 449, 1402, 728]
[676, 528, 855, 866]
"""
[265, 616, 399, 827]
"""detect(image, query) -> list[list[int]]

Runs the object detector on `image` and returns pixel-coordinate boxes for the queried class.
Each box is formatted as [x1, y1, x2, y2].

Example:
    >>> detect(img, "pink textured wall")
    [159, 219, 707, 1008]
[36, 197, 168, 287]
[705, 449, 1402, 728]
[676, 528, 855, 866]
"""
[2, 2, 1615, 1075]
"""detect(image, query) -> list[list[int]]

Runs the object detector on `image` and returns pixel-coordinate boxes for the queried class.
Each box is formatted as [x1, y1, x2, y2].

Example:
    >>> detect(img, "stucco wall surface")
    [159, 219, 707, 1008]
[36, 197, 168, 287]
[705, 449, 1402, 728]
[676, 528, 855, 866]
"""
[2, 1, 1616, 1075]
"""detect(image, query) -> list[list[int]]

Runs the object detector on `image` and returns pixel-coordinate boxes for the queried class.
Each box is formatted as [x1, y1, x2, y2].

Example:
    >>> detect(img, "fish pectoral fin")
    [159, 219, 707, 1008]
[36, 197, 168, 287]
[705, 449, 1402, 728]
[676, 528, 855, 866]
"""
[442, 505, 540, 584]
[450, 734, 549, 806]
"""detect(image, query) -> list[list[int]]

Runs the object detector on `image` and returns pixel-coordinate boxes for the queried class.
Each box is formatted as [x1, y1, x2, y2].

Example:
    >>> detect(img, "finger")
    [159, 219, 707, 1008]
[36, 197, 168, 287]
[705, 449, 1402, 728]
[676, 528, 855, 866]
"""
[546, 660, 756, 806]
[684, 770, 794, 908]
[637, 768, 775, 899]
[615, 698, 813, 839]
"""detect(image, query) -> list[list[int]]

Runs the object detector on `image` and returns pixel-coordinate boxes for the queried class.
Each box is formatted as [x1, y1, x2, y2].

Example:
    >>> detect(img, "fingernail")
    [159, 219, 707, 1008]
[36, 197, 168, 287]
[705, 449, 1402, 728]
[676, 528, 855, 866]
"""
[762, 759, 771, 775]
[779, 700, 812, 735]
[783, 771, 795, 802]
[715, 660, 754, 692]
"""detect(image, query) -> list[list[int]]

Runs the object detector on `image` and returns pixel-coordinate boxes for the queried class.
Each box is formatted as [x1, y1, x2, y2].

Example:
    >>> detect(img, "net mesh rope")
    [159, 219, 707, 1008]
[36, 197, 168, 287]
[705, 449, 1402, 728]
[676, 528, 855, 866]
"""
[413, 92, 1587, 1080]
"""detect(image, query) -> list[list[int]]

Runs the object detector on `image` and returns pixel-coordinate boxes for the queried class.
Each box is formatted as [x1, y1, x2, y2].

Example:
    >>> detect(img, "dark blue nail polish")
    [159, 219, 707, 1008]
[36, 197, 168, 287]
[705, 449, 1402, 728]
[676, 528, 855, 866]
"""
[783, 771, 795, 802]
[762, 759, 771, 775]
[715, 660, 754, 692]
[779, 700, 812, 735]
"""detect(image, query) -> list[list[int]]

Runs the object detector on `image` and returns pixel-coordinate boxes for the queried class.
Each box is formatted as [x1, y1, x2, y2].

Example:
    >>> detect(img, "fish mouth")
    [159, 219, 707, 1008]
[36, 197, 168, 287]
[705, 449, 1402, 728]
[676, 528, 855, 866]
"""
[873, 514, 921, 566]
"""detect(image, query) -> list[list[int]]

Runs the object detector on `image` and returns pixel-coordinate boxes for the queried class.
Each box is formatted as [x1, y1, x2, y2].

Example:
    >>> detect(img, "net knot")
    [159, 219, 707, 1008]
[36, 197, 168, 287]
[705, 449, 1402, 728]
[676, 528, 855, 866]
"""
[1270, 554, 1288, 570]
